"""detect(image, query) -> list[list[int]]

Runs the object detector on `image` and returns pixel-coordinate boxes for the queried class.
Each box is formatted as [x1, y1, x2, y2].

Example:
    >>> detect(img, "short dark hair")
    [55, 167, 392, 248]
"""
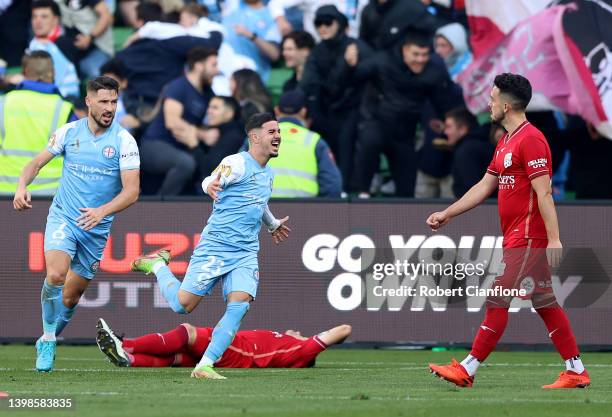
[402, 31, 432, 48]
[282, 31, 315, 50]
[186, 46, 217, 70]
[213, 96, 241, 121]
[136, 1, 163, 24]
[32, 0, 60, 17]
[100, 58, 127, 79]
[493, 73, 532, 110]
[246, 113, 276, 134]
[445, 107, 477, 130]
[86, 76, 120, 95]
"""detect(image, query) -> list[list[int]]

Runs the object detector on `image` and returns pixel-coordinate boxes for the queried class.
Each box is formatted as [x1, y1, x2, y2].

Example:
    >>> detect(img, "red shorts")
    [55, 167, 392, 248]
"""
[187, 328, 327, 368]
[490, 238, 554, 307]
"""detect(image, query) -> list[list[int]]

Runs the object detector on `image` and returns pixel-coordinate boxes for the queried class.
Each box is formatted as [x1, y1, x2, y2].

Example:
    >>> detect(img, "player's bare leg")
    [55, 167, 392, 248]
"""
[37, 250, 71, 372]
[191, 291, 252, 380]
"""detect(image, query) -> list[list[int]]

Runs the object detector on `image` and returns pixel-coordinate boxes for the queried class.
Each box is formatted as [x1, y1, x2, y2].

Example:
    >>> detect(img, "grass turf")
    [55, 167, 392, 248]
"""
[1, 346, 611, 417]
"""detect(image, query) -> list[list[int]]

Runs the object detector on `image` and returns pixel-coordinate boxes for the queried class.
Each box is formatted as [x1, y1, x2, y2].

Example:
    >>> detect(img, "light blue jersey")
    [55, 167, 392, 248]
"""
[223, 4, 281, 81]
[44, 118, 140, 278]
[181, 151, 278, 298]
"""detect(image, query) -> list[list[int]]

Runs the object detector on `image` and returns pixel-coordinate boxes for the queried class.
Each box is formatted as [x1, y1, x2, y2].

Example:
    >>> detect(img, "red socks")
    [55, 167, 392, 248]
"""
[122, 325, 189, 355]
[129, 352, 198, 368]
[536, 307, 580, 360]
[470, 308, 509, 362]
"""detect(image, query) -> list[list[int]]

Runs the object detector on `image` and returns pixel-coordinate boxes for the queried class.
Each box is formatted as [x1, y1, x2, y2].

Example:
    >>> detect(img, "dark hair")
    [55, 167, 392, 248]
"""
[445, 107, 476, 130]
[100, 58, 127, 79]
[182, 3, 208, 18]
[282, 31, 315, 50]
[493, 73, 532, 110]
[245, 113, 276, 134]
[402, 31, 432, 48]
[86, 76, 120, 95]
[232, 69, 272, 110]
[186, 46, 217, 70]
[22, 50, 54, 82]
[32, 0, 60, 17]
[136, 1, 163, 24]
[213, 96, 241, 121]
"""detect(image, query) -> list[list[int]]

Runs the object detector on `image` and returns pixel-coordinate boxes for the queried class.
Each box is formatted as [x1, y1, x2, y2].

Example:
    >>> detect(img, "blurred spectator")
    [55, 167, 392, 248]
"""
[54, 0, 114, 78]
[268, 90, 342, 197]
[29, 0, 80, 99]
[230, 69, 273, 125]
[440, 107, 494, 198]
[140, 47, 219, 196]
[222, 0, 281, 81]
[281, 30, 315, 92]
[100, 58, 140, 132]
[359, 0, 437, 50]
[346, 32, 454, 197]
[196, 95, 244, 176]
[301, 5, 372, 193]
[566, 118, 612, 199]
[0, 0, 31, 67]
[0, 50, 74, 196]
[268, 0, 368, 39]
[118, 0, 139, 27]
[434, 22, 472, 81]
[115, 2, 222, 124]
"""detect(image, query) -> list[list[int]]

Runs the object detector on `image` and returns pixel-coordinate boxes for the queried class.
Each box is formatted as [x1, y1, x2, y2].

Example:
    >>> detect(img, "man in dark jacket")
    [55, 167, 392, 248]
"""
[345, 32, 454, 197]
[359, 0, 438, 50]
[115, 3, 222, 120]
[442, 107, 494, 198]
[300, 5, 372, 193]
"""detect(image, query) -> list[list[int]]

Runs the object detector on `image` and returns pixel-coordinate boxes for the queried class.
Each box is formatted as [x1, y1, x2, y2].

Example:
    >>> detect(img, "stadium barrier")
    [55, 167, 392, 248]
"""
[1, 199, 611, 345]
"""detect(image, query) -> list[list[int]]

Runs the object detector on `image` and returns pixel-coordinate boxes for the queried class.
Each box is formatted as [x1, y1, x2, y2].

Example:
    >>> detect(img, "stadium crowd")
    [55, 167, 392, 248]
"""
[1, 0, 611, 199]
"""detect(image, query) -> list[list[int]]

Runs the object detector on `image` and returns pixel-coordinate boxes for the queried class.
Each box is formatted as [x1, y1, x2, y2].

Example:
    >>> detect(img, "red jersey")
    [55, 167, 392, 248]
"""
[486, 121, 552, 246]
[189, 328, 327, 368]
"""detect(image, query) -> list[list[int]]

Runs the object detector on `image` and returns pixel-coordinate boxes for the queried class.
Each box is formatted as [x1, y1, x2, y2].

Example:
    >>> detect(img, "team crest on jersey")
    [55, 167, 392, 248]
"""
[503, 152, 513, 168]
[520, 276, 535, 295]
[91, 261, 100, 272]
[102, 146, 116, 159]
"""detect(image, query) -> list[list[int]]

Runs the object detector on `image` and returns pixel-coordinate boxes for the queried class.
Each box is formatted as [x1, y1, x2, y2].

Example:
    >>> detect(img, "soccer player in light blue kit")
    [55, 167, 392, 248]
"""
[13, 77, 140, 372]
[131, 113, 290, 380]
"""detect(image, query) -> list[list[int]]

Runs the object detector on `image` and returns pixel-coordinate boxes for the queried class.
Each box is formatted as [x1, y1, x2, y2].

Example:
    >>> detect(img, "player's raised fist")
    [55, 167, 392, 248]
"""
[207, 172, 223, 202]
[13, 188, 32, 211]
[426, 211, 449, 231]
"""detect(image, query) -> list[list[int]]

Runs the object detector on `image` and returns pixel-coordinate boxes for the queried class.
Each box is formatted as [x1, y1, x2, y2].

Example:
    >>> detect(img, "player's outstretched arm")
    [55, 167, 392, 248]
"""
[13, 150, 56, 211]
[317, 324, 352, 346]
[77, 170, 140, 230]
[426, 173, 498, 231]
[262, 205, 291, 244]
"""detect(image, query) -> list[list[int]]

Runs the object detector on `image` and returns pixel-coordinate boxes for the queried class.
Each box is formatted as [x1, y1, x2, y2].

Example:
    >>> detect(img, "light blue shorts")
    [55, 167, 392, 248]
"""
[180, 248, 259, 300]
[43, 210, 110, 279]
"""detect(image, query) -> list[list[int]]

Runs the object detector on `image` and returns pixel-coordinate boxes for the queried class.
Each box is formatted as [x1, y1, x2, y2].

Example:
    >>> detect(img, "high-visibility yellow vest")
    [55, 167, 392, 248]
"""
[0, 90, 72, 195]
[268, 121, 320, 198]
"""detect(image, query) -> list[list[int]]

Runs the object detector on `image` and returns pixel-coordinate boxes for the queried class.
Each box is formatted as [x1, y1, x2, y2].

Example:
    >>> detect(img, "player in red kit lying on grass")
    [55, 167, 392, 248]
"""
[95, 318, 351, 368]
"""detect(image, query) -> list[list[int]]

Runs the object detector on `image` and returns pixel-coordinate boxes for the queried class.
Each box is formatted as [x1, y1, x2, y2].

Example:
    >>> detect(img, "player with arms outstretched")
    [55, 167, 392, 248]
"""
[426, 73, 590, 389]
[131, 113, 290, 380]
[95, 318, 351, 369]
[13, 76, 140, 372]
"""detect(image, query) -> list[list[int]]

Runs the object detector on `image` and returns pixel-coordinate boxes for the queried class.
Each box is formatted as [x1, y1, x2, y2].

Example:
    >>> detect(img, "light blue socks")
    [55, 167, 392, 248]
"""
[41, 279, 63, 341]
[154, 264, 187, 314]
[202, 301, 250, 364]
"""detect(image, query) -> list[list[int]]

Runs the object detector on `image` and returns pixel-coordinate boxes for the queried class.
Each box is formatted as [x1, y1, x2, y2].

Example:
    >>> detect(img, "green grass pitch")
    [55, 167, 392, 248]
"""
[1, 346, 611, 417]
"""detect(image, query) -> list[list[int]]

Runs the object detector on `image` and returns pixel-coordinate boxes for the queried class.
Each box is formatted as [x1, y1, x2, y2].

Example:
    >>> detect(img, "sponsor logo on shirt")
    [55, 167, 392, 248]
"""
[498, 175, 515, 190]
[503, 152, 513, 168]
[102, 146, 117, 159]
[528, 158, 548, 169]
[120, 151, 139, 159]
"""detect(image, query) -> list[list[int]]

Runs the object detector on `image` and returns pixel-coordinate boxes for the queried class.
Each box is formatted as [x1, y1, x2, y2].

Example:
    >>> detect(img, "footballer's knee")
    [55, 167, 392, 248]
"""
[46, 269, 67, 286]
[177, 291, 200, 313]
[180, 323, 197, 345]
